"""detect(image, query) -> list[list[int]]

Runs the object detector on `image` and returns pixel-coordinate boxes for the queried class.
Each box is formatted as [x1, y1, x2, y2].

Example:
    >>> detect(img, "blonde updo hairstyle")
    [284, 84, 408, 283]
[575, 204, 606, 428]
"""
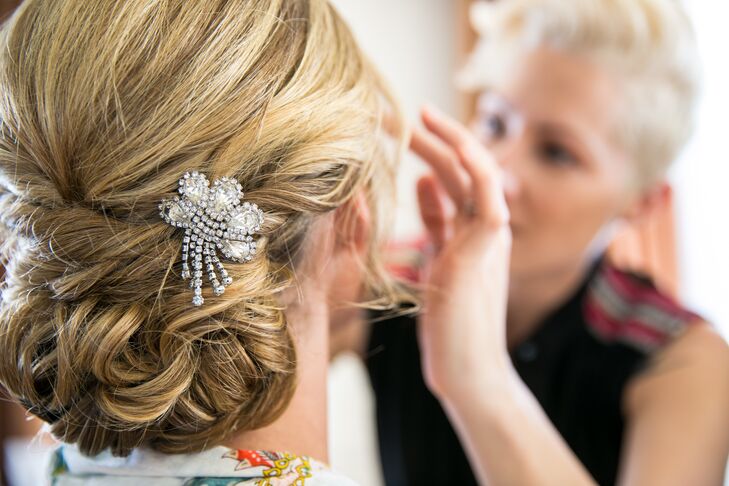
[0, 0, 408, 456]
[459, 0, 701, 189]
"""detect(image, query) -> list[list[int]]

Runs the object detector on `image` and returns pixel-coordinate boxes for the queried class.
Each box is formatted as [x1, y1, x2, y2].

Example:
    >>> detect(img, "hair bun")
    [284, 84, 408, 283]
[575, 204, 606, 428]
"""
[0, 0, 411, 457]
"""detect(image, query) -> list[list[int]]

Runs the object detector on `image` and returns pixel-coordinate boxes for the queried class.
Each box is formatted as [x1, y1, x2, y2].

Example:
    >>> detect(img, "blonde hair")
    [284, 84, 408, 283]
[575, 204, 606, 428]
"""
[459, 0, 701, 188]
[0, 0, 410, 456]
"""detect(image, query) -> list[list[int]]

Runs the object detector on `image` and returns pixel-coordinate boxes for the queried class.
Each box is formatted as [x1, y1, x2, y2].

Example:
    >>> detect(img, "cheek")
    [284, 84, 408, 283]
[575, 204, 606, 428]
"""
[517, 169, 623, 256]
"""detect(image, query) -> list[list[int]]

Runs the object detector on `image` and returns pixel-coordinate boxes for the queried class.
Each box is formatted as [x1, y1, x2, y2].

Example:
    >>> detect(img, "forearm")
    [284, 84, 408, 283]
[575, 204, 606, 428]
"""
[440, 368, 597, 486]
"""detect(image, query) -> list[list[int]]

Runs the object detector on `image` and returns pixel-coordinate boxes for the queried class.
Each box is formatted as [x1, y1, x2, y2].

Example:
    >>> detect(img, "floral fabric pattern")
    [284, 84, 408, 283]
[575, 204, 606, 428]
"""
[50, 443, 356, 486]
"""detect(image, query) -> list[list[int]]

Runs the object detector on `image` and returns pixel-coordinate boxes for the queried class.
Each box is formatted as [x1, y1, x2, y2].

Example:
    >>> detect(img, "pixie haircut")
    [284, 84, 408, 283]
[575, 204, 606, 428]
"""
[459, 0, 701, 188]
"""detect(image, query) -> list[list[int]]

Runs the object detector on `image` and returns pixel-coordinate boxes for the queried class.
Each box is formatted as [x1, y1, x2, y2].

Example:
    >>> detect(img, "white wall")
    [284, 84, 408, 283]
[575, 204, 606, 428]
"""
[669, 5, 729, 475]
[673, 2, 729, 337]
[330, 0, 458, 239]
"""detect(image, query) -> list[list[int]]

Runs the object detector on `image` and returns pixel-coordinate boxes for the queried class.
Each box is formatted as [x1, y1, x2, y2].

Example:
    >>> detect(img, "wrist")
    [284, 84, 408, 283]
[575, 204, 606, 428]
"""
[435, 352, 520, 408]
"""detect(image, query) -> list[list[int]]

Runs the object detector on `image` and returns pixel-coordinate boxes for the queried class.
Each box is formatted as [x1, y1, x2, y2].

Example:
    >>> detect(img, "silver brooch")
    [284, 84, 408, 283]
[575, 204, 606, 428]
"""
[159, 171, 264, 306]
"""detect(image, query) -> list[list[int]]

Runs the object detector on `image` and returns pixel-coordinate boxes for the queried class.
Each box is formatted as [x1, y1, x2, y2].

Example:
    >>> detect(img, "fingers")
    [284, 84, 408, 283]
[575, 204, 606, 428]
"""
[417, 104, 509, 230]
[457, 143, 510, 229]
[421, 104, 473, 150]
[410, 126, 471, 211]
[417, 174, 453, 253]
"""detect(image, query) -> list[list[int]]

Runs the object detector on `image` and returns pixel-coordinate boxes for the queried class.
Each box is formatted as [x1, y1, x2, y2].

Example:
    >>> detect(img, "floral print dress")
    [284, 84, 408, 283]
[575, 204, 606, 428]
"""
[50, 444, 357, 485]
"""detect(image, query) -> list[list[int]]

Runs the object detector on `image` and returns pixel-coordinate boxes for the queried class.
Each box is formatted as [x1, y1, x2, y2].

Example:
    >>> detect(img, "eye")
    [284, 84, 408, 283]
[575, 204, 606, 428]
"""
[484, 113, 508, 140]
[477, 111, 517, 145]
[474, 93, 521, 145]
[539, 141, 577, 166]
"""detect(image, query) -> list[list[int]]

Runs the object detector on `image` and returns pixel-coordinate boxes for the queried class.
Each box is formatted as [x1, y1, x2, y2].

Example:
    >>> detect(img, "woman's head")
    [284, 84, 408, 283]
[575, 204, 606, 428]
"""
[459, 0, 699, 277]
[0, 0, 405, 456]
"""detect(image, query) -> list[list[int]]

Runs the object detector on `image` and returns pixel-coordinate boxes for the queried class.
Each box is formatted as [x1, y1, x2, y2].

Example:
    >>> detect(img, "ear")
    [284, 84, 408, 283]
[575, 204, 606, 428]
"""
[621, 180, 672, 225]
[333, 191, 371, 256]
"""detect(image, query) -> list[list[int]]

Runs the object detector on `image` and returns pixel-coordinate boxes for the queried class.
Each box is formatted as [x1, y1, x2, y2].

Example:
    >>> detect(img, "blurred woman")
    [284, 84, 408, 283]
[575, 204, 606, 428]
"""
[361, 0, 729, 484]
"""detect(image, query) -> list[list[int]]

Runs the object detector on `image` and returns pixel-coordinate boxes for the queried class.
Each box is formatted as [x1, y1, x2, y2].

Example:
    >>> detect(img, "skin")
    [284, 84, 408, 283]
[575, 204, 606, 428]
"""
[225, 195, 372, 462]
[410, 47, 729, 485]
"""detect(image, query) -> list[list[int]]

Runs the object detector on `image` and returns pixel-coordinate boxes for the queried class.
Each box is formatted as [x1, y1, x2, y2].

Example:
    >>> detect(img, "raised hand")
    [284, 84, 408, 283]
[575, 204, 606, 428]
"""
[411, 104, 513, 400]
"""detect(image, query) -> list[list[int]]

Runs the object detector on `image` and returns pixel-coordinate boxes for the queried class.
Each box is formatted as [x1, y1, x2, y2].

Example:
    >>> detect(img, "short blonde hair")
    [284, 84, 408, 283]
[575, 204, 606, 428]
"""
[0, 0, 409, 456]
[459, 0, 700, 188]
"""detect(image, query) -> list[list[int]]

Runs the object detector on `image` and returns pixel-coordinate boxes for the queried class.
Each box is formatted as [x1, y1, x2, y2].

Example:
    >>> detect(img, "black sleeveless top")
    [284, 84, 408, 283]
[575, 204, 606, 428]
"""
[365, 254, 702, 486]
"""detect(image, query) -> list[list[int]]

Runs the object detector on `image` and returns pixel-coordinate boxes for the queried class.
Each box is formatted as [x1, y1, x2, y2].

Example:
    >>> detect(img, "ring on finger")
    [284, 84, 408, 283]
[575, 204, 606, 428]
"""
[461, 199, 477, 218]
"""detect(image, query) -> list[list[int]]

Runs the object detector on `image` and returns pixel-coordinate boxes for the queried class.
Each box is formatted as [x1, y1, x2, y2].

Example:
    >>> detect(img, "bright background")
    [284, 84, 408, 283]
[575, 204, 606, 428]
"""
[326, 1, 729, 485]
[673, 2, 729, 337]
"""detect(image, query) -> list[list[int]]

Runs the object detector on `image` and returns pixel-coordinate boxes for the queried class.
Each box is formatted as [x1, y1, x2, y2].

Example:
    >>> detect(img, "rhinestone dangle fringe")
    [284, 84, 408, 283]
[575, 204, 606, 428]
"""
[159, 171, 264, 306]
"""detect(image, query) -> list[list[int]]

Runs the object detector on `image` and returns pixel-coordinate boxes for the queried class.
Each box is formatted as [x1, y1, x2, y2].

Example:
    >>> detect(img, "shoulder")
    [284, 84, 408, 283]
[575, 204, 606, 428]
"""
[626, 322, 729, 406]
[618, 321, 729, 484]
[665, 321, 729, 363]
[583, 260, 729, 396]
[618, 323, 729, 483]
[580, 261, 729, 413]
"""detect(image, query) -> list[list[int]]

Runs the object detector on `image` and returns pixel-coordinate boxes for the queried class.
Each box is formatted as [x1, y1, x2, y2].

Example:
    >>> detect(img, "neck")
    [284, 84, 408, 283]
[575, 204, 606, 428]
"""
[224, 289, 331, 462]
[506, 257, 596, 348]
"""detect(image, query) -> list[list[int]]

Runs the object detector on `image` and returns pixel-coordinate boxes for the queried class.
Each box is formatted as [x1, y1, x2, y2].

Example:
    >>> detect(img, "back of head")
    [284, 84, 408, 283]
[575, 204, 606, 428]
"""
[460, 0, 701, 187]
[0, 0, 405, 456]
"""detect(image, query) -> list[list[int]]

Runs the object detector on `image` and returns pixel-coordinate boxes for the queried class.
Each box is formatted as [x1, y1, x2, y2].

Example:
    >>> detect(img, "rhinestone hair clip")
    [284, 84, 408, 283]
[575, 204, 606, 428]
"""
[159, 171, 264, 306]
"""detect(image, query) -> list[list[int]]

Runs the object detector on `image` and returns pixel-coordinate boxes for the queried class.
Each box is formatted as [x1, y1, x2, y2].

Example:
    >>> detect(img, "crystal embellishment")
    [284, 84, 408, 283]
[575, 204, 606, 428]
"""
[159, 171, 264, 306]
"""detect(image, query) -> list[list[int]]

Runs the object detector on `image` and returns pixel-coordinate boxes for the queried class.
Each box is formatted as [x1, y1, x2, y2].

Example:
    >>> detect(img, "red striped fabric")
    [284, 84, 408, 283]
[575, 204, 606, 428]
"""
[583, 264, 703, 352]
